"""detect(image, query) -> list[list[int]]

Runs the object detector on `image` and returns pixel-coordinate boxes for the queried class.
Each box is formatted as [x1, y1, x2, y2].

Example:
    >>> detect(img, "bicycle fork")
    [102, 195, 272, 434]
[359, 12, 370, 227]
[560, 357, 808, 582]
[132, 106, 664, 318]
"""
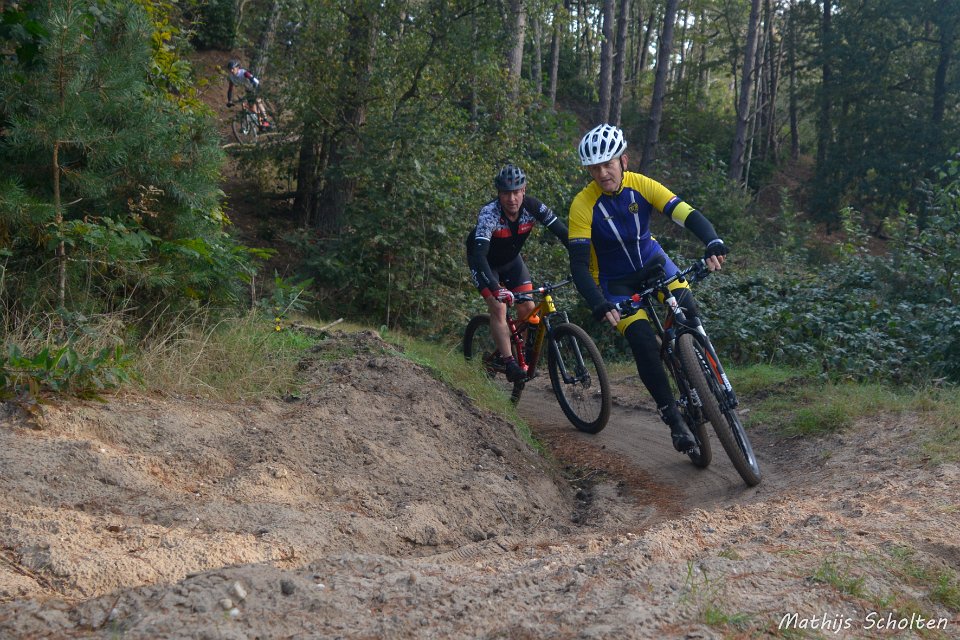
[514, 295, 560, 378]
[549, 334, 586, 385]
[665, 291, 739, 410]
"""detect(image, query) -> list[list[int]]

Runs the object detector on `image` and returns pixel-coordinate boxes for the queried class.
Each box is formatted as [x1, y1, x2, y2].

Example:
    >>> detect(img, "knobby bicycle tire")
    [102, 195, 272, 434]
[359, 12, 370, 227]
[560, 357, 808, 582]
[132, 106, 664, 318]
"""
[546, 322, 611, 433]
[232, 112, 259, 145]
[463, 314, 524, 403]
[677, 333, 761, 486]
[671, 362, 713, 469]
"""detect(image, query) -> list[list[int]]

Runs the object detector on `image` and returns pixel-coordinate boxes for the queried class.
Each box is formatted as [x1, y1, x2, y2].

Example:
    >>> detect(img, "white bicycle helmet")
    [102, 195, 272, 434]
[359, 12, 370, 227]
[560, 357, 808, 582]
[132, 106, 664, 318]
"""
[578, 124, 627, 166]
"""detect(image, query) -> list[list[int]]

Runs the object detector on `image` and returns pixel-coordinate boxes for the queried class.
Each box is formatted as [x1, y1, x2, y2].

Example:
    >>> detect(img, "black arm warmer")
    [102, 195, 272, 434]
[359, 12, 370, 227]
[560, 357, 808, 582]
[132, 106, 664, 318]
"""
[468, 239, 499, 293]
[568, 242, 606, 309]
[546, 218, 569, 246]
[682, 209, 720, 245]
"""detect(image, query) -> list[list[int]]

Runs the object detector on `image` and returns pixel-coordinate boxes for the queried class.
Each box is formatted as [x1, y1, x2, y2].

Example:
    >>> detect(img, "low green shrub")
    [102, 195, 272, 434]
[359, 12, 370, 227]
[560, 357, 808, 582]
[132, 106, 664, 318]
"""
[1, 342, 133, 402]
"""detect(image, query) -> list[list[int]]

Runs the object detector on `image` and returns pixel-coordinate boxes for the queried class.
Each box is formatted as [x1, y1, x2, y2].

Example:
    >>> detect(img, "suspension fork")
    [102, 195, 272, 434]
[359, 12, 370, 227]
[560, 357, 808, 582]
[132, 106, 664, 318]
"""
[508, 316, 529, 370]
[541, 298, 586, 384]
[516, 296, 552, 374]
[685, 328, 739, 409]
[656, 310, 699, 415]
[660, 286, 738, 409]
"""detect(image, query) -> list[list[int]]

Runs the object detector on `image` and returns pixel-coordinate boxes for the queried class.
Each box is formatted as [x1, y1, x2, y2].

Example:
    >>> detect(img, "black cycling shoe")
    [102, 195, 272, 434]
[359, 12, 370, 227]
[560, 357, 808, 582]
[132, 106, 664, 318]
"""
[659, 404, 697, 453]
[669, 422, 697, 453]
[504, 359, 526, 383]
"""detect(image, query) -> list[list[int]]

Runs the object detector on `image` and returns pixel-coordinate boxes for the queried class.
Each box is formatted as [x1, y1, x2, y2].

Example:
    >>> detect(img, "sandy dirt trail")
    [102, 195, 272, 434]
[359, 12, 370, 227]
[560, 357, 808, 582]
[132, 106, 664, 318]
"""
[0, 331, 956, 639]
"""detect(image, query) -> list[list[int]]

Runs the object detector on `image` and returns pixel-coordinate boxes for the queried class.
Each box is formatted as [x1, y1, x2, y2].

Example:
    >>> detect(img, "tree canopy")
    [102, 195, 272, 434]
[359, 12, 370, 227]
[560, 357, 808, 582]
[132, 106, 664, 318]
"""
[2, 0, 959, 387]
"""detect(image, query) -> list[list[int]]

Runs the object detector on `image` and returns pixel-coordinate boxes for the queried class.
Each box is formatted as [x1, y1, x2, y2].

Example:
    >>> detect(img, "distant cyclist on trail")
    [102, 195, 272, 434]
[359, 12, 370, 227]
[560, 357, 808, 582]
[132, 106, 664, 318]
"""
[567, 124, 728, 454]
[467, 164, 569, 383]
[225, 59, 271, 131]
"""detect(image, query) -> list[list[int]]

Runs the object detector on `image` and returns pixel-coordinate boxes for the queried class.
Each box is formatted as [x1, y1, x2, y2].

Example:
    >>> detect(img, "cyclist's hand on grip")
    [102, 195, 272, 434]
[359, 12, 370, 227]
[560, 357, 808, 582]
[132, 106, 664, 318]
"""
[704, 239, 728, 272]
[592, 301, 619, 326]
[493, 288, 514, 306]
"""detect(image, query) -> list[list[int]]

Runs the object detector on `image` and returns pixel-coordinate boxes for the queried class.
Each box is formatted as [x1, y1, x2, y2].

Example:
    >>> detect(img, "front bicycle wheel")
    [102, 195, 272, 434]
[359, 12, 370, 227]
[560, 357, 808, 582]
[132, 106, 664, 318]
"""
[547, 323, 611, 434]
[672, 365, 713, 469]
[232, 112, 259, 145]
[463, 314, 524, 403]
[677, 333, 761, 486]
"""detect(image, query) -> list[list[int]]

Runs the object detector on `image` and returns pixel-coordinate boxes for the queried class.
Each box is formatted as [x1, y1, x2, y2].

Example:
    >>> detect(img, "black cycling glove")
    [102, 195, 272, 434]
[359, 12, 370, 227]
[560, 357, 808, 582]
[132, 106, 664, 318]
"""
[592, 301, 617, 321]
[704, 239, 729, 259]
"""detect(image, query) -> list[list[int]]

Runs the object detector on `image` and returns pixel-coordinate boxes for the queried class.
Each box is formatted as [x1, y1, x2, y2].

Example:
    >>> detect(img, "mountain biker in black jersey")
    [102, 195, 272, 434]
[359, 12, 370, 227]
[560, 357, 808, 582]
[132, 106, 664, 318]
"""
[567, 124, 729, 453]
[225, 59, 271, 130]
[467, 164, 569, 383]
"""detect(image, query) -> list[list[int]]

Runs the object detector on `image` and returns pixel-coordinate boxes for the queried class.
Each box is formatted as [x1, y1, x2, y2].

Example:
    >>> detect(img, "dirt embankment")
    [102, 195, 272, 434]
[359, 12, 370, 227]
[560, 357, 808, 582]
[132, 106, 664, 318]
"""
[0, 330, 957, 639]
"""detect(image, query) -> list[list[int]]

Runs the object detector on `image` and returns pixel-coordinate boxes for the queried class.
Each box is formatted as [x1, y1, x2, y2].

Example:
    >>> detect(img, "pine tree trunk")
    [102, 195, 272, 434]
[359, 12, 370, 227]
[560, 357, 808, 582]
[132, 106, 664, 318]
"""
[932, 0, 957, 125]
[597, 0, 614, 122]
[315, 10, 377, 233]
[580, 0, 594, 78]
[252, 0, 282, 78]
[816, 0, 832, 170]
[640, 0, 679, 173]
[674, 4, 688, 88]
[532, 13, 543, 95]
[788, 0, 800, 160]
[292, 124, 322, 228]
[744, 27, 765, 187]
[764, 2, 783, 162]
[549, 8, 561, 107]
[728, 0, 762, 182]
[632, 12, 655, 102]
[610, 0, 631, 126]
[695, 8, 708, 107]
[507, 0, 527, 100]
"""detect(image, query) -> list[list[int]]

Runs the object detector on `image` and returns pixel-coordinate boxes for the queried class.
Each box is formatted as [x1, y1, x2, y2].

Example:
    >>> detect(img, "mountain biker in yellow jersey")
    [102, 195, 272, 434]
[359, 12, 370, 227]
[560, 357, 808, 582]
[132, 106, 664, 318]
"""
[467, 164, 569, 383]
[225, 59, 271, 130]
[567, 124, 728, 453]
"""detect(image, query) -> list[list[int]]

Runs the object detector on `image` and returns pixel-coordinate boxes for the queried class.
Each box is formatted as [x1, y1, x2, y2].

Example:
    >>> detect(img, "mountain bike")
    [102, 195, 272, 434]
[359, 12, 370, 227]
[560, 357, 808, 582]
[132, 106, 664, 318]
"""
[230, 101, 275, 145]
[614, 259, 761, 486]
[463, 279, 611, 434]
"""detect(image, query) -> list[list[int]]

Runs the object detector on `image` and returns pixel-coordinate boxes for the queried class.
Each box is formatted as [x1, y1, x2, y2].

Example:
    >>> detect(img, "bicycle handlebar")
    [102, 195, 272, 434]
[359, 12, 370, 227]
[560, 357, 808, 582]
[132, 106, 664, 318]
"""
[613, 260, 710, 314]
[513, 277, 573, 304]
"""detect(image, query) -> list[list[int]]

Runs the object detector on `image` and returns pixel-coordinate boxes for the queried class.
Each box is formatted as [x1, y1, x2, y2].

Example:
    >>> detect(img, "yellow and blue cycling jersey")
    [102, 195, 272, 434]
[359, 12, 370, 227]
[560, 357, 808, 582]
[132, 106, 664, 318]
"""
[568, 170, 722, 333]
[568, 171, 697, 286]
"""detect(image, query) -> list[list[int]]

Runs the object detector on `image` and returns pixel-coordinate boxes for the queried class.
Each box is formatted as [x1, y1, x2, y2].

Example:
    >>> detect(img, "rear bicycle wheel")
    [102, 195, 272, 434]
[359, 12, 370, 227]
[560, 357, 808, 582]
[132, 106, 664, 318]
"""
[232, 111, 260, 145]
[547, 323, 611, 433]
[463, 314, 524, 403]
[677, 333, 761, 486]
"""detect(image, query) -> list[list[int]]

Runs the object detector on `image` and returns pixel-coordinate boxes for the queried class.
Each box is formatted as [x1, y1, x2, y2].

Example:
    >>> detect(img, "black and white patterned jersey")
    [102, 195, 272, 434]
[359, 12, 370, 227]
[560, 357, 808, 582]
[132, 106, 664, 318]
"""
[466, 196, 562, 266]
[465, 195, 568, 294]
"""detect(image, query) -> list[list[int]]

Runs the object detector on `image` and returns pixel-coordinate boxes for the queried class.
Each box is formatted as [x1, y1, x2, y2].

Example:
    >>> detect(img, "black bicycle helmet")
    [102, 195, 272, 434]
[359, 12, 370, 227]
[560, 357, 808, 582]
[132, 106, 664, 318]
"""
[226, 59, 240, 70]
[494, 164, 526, 191]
